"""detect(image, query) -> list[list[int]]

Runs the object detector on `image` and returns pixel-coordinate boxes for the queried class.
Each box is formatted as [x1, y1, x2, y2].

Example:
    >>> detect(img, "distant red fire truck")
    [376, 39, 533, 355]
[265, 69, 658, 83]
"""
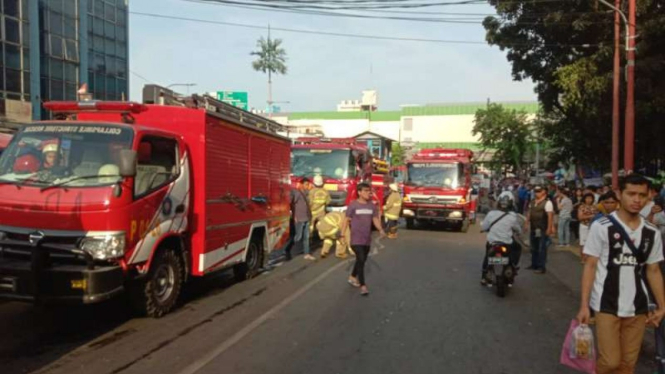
[401, 148, 475, 232]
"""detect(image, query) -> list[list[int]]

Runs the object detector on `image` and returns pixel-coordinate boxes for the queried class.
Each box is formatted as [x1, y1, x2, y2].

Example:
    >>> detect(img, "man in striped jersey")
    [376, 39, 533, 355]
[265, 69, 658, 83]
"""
[577, 174, 665, 374]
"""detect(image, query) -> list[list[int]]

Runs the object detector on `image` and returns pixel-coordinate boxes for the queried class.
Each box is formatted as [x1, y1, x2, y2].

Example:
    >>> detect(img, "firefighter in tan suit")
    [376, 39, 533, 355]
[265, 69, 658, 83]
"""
[309, 175, 331, 233]
[316, 211, 351, 258]
[384, 183, 402, 239]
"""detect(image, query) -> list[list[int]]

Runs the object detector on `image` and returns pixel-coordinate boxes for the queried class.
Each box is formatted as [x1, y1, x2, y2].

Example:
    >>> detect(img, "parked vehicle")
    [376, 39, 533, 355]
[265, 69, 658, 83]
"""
[401, 148, 475, 232]
[290, 137, 388, 212]
[0, 94, 291, 317]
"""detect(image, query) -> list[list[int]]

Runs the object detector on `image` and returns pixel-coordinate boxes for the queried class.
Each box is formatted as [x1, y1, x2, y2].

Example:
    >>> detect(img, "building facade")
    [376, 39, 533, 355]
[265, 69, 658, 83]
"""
[0, 0, 128, 126]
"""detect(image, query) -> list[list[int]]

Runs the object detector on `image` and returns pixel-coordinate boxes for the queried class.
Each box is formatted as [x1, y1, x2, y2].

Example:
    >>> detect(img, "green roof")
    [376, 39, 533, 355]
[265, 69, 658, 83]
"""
[286, 102, 539, 121]
[402, 102, 540, 116]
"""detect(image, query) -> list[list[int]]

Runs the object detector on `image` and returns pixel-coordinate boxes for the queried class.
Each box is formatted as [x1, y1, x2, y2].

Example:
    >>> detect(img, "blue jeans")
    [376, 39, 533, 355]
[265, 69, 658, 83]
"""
[293, 220, 311, 255]
[530, 231, 549, 270]
[558, 216, 571, 246]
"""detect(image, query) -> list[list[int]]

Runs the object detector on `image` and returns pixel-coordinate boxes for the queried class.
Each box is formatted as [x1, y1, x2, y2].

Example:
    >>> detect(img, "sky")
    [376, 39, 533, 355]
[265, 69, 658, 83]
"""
[128, 0, 537, 112]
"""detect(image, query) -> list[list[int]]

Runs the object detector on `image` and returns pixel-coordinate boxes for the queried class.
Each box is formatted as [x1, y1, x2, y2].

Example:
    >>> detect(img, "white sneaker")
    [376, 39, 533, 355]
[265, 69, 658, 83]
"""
[304, 254, 316, 261]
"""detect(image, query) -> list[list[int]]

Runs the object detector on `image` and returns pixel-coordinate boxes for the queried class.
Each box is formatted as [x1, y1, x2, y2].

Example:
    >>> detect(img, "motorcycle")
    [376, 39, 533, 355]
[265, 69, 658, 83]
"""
[485, 242, 516, 297]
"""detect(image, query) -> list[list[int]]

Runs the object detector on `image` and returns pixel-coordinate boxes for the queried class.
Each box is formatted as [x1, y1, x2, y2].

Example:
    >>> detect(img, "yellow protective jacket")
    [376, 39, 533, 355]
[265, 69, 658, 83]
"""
[317, 211, 345, 238]
[384, 191, 402, 220]
[309, 187, 331, 217]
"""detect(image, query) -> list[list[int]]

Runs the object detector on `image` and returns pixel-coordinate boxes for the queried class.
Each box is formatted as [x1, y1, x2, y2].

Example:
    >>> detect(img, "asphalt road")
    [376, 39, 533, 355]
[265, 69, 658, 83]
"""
[0, 222, 656, 374]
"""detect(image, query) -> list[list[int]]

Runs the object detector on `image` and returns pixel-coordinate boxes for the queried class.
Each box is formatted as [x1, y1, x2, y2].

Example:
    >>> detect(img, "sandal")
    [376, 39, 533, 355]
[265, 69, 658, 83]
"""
[360, 286, 369, 296]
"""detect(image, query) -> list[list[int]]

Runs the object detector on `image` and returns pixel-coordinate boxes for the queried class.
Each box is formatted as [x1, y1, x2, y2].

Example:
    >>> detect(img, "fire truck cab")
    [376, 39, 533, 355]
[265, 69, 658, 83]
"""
[290, 137, 388, 212]
[0, 95, 291, 317]
[401, 148, 475, 232]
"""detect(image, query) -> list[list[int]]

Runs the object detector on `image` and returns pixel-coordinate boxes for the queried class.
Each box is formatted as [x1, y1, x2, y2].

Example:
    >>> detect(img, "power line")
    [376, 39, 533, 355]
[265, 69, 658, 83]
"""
[129, 11, 603, 47]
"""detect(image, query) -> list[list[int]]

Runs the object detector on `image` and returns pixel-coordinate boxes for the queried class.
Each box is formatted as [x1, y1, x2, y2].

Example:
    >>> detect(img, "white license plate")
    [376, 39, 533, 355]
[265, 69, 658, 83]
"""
[488, 257, 509, 265]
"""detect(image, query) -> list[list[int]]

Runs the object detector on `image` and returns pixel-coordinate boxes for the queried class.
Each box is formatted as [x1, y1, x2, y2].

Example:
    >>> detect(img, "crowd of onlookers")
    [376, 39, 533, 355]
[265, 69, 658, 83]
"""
[485, 179, 665, 247]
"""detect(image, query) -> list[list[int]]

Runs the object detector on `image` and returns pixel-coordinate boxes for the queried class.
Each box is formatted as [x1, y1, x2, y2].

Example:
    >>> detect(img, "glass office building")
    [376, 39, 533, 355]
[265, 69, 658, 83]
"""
[0, 0, 128, 122]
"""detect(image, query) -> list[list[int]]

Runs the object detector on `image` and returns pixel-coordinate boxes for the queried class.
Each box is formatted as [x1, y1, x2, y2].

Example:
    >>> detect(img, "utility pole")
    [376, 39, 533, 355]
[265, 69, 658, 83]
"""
[611, 0, 621, 189]
[624, 0, 636, 173]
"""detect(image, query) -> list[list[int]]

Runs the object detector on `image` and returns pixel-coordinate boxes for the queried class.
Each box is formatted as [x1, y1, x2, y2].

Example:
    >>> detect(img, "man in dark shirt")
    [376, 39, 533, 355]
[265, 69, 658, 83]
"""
[342, 183, 385, 296]
[286, 178, 314, 261]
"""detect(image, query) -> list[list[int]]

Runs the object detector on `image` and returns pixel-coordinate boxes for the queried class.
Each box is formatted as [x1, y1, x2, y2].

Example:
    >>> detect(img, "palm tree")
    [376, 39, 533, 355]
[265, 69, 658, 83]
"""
[250, 31, 287, 115]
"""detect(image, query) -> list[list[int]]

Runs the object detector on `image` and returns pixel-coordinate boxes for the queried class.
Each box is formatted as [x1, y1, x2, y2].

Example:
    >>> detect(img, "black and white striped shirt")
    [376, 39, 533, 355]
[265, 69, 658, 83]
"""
[583, 212, 664, 317]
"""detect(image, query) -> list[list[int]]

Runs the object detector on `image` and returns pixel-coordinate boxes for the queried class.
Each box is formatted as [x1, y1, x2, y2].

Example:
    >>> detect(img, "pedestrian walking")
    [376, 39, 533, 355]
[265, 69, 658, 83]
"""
[383, 183, 402, 239]
[343, 183, 385, 296]
[286, 177, 315, 261]
[316, 211, 350, 259]
[577, 193, 598, 256]
[525, 184, 555, 274]
[556, 188, 573, 247]
[576, 174, 665, 374]
[308, 175, 331, 234]
[591, 191, 619, 224]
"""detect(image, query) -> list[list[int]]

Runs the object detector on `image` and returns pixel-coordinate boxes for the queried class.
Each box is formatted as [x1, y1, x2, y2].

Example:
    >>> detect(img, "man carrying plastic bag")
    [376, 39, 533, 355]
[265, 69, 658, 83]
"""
[575, 174, 665, 374]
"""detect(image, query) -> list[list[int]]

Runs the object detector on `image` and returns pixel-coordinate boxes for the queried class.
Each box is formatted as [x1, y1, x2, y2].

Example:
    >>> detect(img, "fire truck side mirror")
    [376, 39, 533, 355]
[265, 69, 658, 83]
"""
[118, 149, 137, 177]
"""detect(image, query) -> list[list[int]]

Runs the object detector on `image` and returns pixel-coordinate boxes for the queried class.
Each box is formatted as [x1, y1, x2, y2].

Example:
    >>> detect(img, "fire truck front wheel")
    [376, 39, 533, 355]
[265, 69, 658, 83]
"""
[406, 218, 415, 230]
[130, 248, 184, 318]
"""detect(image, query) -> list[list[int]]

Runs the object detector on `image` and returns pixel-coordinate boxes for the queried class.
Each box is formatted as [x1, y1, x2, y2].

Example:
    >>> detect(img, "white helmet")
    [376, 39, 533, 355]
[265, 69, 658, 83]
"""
[313, 175, 324, 187]
[389, 183, 398, 192]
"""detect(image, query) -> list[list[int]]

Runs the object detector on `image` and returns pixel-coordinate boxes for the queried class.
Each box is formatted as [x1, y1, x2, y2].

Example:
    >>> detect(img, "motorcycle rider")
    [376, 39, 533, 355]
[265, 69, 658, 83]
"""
[316, 211, 351, 259]
[383, 183, 402, 239]
[480, 196, 523, 286]
[308, 175, 331, 233]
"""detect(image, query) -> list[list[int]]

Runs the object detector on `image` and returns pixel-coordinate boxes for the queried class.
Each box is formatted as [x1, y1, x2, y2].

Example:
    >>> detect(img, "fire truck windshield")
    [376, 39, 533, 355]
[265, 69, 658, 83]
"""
[407, 162, 464, 188]
[291, 148, 356, 179]
[0, 124, 133, 188]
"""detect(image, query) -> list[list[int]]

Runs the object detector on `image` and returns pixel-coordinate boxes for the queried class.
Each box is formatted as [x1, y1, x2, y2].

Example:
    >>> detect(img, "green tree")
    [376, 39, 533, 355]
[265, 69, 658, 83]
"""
[483, 0, 665, 171]
[473, 103, 533, 177]
[391, 143, 406, 166]
[250, 34, 287, 113]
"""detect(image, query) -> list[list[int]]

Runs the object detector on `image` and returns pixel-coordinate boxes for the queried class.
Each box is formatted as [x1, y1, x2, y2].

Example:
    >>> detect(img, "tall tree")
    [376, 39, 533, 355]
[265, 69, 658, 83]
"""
[483, 0, 665, 172]
[250, 31, 287, 114]
[473, 103, 533, 176]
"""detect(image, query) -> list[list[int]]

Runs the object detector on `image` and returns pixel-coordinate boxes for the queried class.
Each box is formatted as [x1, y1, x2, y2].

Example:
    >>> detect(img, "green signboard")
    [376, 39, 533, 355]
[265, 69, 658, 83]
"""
[216, 91, 248, 111]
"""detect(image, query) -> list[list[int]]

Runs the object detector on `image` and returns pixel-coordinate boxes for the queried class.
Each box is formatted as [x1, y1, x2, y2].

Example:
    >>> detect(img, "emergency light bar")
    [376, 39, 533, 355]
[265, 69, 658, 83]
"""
[44, 101, 148, 114]
[415, 149, 474, 158]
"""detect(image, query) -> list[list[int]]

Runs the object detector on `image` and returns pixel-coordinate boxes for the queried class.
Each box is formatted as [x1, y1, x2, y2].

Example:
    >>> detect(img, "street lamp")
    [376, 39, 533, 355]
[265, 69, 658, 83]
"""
[167, 83, 197, 94]
[596, 0, 635, 185]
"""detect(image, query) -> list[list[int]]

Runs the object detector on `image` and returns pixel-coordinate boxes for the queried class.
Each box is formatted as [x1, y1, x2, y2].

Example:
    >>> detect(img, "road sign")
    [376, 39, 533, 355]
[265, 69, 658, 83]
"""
[216, 91, 248, 111]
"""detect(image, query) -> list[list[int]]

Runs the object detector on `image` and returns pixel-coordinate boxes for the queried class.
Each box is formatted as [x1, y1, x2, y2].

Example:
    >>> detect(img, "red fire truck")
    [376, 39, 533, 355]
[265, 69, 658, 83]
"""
[0, 95, 291, 317]
[401, 148, 475, 232]
[290, 137, 388, 211]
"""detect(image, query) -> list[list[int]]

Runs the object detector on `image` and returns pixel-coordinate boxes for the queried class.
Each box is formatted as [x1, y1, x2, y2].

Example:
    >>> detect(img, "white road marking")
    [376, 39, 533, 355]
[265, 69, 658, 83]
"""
[177, 257, 355, 374]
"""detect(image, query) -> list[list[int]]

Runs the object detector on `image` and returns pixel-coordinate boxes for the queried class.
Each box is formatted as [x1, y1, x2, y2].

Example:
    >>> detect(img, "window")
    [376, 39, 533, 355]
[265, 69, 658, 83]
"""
[64, 62, 77, 82]
[104, 21, 114, 38]
[49, 34, 63, 58]
[116, 25, 125, 41]
[5, 68, 20, 92]
[93, 18, 103, 35]
[135, 137, 178, 197]
[5, 43, 20, 69]
[48, 12, 63, 36]
[22, 71, 29, 94]
[64, 39, 79, 61]
[87, 70, 94, 91]
[105, 38, 114, 55]
[50, 79, 64, 100]
[63, 16, 76, 39]
[116, 8, 125, 25]
[65, 82, 76, 100]
[50, 58, 64, 79]
[104, 3, 115, 22]
[22, 22, 29, 46]
[5, 17, 20, 43]
[116, 41, 125, 58]
[403, 118, 413, 131]
[64, 0, 77, 17]
[94, 0, 103, 17]
[4, 0, 19, 17]
[116, 58, 125, 78]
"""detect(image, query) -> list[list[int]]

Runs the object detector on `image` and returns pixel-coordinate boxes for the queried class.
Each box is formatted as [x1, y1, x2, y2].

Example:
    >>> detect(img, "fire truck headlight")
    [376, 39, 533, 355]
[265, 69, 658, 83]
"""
[403, 195, 411, 203]
[449, 211, 463, 218]
[80, 233, 126, 260]
[402, 209, 415, 217]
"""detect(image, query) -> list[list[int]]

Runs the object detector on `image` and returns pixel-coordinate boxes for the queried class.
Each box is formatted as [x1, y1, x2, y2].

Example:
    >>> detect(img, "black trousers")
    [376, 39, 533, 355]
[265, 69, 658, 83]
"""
[351, 245, 371, 286]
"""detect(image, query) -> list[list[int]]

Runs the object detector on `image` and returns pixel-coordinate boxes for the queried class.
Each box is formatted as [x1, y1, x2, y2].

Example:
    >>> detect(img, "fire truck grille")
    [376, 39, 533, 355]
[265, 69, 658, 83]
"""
[0, 231, 85, 265]
[329, 191, 348, 207]
[410, 196, 459, 205]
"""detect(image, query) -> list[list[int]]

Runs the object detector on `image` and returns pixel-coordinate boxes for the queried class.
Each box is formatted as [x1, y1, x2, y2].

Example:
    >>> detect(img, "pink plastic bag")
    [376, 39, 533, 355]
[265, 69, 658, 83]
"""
[560, 319, 597, 374]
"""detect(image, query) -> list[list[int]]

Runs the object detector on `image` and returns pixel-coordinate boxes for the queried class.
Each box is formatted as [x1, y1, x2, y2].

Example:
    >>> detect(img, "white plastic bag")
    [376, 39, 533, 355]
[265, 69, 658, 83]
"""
[569, 323, 595, 360]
